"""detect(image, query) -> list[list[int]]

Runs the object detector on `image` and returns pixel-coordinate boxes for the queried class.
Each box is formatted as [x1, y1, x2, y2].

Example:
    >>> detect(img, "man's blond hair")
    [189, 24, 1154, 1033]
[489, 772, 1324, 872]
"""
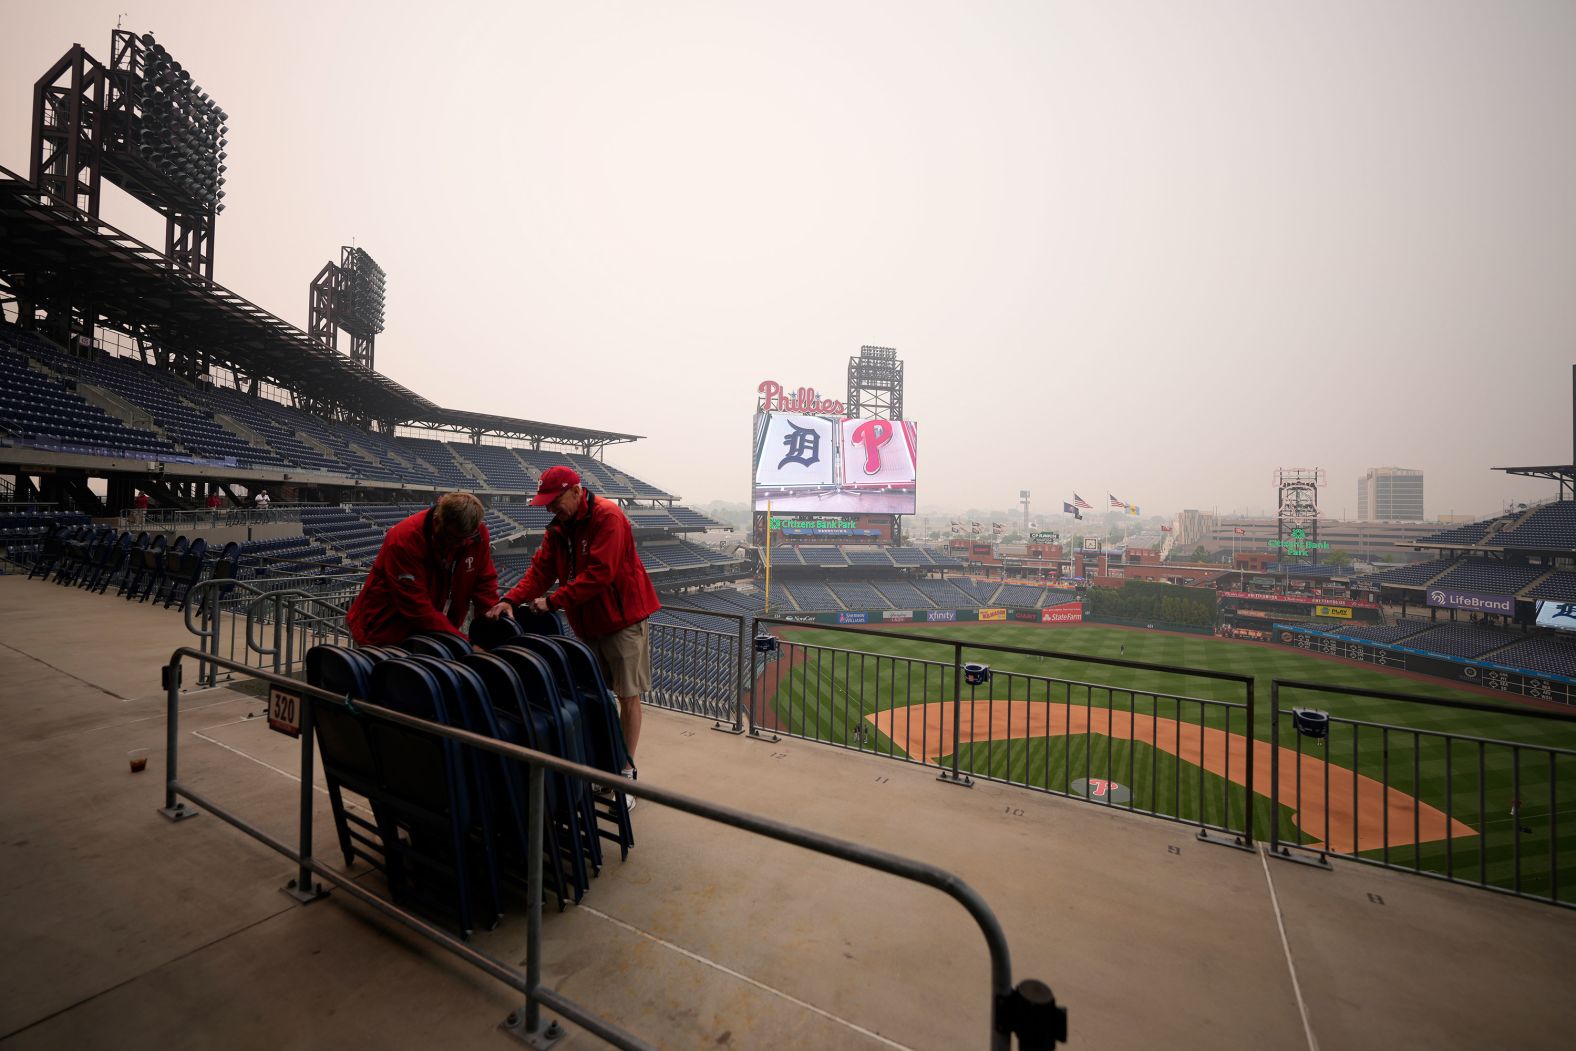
[434, 491, 484, 537]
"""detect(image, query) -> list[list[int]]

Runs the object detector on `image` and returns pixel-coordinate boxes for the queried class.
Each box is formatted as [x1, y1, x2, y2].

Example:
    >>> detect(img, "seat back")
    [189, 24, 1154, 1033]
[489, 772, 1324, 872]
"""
[303, 646, 381, 793]
[403, 634, 455, 659]
[505, 635, 576, 699]
[551, 636, 635, 775]
[468, 613, 524, 651]
[514, 608, 566, 636]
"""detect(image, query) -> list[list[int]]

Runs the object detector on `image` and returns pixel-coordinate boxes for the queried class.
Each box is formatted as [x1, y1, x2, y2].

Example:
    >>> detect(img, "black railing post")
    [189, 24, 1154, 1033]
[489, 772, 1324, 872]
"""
[746, 615, 762, 736]
[1269, 681, 1281, 856]
[157, 660, 196, 822]
[285, 694, 327, 903]
[939, 641, 972, 786]
[1244, 677, 1255, 847]
[508, 761, 564, 1045]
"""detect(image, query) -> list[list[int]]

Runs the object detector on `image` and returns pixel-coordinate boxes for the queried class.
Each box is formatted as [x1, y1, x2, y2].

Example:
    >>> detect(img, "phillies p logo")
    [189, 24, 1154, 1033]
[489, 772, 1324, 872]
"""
[850, 419, 893, 475]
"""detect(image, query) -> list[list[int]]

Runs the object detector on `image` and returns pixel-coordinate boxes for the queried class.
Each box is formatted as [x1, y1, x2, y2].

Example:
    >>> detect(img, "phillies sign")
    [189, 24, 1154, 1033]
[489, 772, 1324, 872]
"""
[757, 380, 845, 416]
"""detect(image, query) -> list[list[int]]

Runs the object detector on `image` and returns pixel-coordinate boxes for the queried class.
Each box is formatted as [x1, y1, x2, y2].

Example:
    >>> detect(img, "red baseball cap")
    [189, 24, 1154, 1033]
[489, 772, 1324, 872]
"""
[531, 465, 581, 506]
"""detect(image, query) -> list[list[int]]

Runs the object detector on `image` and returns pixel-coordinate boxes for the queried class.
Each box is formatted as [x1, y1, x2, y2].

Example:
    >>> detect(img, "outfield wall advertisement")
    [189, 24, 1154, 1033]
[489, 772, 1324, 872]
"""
[752, 412, 918, 514]
[768, 606, 1082, 627]
[1272, 624, 1575, 705]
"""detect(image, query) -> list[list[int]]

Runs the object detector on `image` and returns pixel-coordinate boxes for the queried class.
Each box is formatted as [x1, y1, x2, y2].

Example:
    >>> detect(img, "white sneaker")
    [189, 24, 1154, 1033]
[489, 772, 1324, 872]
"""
[620, 768, 637, 813]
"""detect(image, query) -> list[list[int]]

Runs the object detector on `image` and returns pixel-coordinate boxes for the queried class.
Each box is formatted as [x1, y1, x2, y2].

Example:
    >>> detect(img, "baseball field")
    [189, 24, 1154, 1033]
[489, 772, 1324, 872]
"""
[757, 622, 1576, 903]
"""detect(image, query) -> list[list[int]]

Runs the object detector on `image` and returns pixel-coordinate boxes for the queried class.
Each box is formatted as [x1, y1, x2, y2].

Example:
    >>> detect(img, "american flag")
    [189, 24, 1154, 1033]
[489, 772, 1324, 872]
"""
[1071, 493, 1092, 509]
[1109, 494, 1126, 508]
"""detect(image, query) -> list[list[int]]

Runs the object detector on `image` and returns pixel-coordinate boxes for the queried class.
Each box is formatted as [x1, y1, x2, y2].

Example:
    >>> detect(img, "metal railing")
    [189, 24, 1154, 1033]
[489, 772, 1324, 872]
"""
[749, 617, 1260, 846]
[185, 575, 359, 686]
[1270, 678, 1576, 906]
[132, 505, 303, 528]
[156, 648, 1065, 1049]
[648, 606, 749, 732]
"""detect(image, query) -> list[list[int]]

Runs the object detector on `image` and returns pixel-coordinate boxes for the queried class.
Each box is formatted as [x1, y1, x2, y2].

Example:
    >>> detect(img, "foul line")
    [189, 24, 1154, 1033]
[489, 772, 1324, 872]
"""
[578, 905, 916, 1051]
[1259, 845, 1318, 1051]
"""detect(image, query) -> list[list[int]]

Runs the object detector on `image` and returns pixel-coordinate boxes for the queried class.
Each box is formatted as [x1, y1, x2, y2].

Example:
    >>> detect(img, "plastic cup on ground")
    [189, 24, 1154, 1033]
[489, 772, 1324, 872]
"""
[127, 748, 149, 774]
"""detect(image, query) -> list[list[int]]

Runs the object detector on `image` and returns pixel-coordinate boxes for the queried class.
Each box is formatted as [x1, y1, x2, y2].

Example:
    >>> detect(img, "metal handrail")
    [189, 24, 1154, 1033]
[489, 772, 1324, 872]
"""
[157, 647, 1064, 1048]
[659, 604, 749, 733]
[1270, 676, 1576, 906]
[750, 615, 1259, 843]
[182, 575, 357, 686]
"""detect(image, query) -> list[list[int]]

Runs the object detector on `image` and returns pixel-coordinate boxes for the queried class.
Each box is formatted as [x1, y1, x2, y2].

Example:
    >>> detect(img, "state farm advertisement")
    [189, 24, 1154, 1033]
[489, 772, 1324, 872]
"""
[1041, 603, 1083, 623]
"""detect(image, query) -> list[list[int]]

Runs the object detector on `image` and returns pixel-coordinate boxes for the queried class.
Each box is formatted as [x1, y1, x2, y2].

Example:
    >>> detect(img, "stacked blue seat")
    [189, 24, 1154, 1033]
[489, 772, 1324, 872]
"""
[305, 623, 635, 932]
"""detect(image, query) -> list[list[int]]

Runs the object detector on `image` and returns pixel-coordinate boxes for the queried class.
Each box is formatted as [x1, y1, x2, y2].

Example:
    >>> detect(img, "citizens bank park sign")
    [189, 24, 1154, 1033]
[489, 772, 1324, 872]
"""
[757, 380, 845, 416]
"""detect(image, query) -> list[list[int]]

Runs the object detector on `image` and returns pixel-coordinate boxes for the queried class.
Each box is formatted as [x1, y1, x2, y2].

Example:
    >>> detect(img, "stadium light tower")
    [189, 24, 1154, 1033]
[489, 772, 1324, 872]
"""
[1275, 467, 1326, 569]
[847, 345, 904, 419]
[308, 246, 388, 369]
[26, 27, 229, 341]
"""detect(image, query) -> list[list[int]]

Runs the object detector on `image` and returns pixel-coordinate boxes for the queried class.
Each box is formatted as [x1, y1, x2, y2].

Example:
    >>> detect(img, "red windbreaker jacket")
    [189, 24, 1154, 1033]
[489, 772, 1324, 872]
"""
[347, 508, 500, 645]
[503, 492, 660, 638]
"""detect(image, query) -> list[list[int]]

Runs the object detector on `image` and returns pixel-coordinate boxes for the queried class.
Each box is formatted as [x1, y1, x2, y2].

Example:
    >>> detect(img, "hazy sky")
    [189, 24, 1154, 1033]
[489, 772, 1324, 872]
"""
[4, 2, 1574, 519]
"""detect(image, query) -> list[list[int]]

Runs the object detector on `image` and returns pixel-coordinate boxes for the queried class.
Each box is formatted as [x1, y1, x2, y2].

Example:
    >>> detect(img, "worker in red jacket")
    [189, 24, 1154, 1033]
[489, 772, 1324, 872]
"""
[486, 466, 660, 777]
[348, 491, 500, 646]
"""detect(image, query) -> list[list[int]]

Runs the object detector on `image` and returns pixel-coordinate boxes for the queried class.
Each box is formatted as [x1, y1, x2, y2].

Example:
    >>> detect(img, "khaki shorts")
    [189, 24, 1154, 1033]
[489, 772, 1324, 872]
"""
[586, 618, 652, 697]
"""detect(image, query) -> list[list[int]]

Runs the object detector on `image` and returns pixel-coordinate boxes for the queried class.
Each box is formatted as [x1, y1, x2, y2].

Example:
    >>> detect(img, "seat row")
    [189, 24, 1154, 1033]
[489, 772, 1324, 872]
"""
[304, 618, 635, 935]
[26, 525, 241, 607]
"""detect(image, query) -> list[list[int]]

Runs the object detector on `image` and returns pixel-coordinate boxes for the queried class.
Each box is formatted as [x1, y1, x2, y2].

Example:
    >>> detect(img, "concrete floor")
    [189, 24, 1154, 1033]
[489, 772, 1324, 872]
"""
[2, 572, 1573, 1049]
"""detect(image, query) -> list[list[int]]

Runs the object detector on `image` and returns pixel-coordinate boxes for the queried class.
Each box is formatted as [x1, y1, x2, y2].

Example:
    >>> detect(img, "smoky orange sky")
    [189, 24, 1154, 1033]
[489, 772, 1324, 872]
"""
[4, 1, 1573, 519]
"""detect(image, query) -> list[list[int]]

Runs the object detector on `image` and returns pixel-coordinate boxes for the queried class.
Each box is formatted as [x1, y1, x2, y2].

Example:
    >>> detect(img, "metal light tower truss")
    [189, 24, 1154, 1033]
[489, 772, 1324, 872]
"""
[1276, 467, 1326, 564]
[27, 28, 228, 343]
[847, 345, 905, 420]
[30, 45, 104, 217]
[308, 247, 388, 370]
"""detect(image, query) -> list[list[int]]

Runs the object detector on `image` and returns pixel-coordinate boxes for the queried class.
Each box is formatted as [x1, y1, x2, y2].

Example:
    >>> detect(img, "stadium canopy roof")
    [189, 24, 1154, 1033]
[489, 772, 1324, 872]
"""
[1494, 463, 1575, 501]
[412, 408, 641, 448]
[0, 166, 635, 446]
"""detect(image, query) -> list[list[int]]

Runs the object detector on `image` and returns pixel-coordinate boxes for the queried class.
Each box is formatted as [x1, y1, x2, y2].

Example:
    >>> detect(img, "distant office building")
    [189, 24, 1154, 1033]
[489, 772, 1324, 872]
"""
[1357, 467, 1424, 522]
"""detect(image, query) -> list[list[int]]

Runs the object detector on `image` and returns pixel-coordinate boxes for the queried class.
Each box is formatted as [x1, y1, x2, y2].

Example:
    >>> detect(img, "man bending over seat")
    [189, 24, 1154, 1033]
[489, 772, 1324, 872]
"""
[348, 491, 500, 646]
[486, 466, 660, 785]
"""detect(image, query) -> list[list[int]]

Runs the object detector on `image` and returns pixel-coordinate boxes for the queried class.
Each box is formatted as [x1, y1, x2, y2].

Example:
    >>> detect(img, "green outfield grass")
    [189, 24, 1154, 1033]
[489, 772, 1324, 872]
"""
[761, 623, 1576, 902]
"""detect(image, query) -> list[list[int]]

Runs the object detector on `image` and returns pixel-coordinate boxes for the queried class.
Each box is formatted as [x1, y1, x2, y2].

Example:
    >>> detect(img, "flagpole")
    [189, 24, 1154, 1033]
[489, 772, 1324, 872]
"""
[764, 500, 773, 614]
